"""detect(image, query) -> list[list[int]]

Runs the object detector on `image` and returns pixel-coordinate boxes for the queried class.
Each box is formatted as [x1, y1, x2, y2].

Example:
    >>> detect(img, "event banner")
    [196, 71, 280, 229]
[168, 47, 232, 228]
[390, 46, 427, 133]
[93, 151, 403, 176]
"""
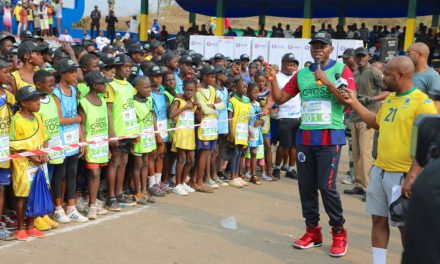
[251, 38, 270, 61]
[189, 35, 205, 55]
[233, 37, 252, 59]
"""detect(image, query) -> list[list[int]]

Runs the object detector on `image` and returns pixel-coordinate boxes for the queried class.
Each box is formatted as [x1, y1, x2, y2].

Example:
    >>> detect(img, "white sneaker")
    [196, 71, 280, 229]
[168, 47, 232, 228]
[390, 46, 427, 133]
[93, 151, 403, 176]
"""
[238, 177, 248, 186]
[214, 178, 229, 187]
[229, 178, 244, 188]
[342, 178, 354, 185]
[173, 184, 189, 196]
[76, 197, 86, 212]
[261, 172, 273, 182]
[87, 205, 97, 220]
[244, 171, 252, 180]
[205, 179, 220, 189]
[53, 209, 70, 224]
[183, 182, 195, 193]
[68, 209, 89, 223]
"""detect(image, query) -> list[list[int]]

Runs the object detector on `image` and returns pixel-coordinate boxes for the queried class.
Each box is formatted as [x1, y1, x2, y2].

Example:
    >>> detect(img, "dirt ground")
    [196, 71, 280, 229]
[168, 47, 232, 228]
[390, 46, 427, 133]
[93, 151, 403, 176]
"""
[0, 147, 402, 264]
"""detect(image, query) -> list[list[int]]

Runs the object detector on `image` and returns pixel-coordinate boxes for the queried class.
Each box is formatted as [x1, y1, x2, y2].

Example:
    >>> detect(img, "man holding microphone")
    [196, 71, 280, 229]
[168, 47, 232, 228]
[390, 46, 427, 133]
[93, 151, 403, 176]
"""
[267, 31, 355, 258]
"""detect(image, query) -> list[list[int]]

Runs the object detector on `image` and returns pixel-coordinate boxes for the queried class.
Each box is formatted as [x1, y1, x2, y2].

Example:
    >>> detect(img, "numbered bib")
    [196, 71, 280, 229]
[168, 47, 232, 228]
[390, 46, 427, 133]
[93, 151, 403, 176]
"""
[201, 117, 217, 137]
[301, 100, 332, 125]
[48, 135, 64, 160]
[0, 136, 9, 162]
[157, 119, 168, 140]
[142, 127, 156, 149]
[88, 135, 109, 159]
[178, 110, 195, 128]
[123, 108, 138, 130]
[63, 128, 79, 155]
[236, 122, 249, 141]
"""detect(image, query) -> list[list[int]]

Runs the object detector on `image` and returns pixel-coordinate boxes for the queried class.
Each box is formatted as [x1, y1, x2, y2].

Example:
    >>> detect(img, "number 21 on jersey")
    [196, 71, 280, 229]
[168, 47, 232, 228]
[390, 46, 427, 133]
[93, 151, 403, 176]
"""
[384, 108, 398, 122]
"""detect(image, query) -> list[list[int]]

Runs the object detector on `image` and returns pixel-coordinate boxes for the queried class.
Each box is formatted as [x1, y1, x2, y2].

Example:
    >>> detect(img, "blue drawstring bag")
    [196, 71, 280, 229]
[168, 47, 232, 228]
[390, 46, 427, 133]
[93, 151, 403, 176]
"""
[25, 166, 54, 217]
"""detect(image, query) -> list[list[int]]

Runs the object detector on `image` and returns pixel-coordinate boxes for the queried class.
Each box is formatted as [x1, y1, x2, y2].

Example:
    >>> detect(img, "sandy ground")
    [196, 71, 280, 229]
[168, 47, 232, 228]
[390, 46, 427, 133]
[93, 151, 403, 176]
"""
[0, 147, 402, 264]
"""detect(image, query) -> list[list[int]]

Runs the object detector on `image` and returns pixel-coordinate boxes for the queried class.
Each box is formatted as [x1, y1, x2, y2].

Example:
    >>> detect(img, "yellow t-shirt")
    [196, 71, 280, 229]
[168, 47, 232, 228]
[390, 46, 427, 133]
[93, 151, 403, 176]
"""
[10, 112, 49, 197]
[0, 90, 15, 169]
[11, 71, 35, 94]
[374, 88, 437, 172]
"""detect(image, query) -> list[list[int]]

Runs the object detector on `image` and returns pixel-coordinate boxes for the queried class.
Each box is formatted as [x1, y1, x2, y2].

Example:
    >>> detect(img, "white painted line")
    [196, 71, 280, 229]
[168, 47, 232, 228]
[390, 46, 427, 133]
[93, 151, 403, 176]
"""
[0, 205, 154, 251]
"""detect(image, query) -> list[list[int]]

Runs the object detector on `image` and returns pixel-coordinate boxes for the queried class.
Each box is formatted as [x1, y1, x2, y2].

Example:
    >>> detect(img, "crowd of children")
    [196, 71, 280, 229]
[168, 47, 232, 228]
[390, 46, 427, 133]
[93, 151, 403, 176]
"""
[0, 33, 286, 242]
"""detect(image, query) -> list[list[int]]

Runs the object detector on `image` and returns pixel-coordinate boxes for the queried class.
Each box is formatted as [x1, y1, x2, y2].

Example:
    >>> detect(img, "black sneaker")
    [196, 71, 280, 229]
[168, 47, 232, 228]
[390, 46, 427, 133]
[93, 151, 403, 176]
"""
[343, 187, 365, 195]
[272, 168, 281, 179]
[116, 193, 137, 207]
[218, 171, 229, 181]
[286, 169, 298, 180]
[281, 166, 288, 172]
[105, 197, 121, 212]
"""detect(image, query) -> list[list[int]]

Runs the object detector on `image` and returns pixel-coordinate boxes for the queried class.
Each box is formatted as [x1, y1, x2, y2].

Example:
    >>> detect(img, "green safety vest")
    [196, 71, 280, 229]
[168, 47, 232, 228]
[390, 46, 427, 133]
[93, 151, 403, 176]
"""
[39, 95, 65, 164]
[79, 96, 109, 164]
[163, 89, 176, 141]
[133, 97, 157, 154]
[109, 79, 139, 137]
[296, 62, 345, 130]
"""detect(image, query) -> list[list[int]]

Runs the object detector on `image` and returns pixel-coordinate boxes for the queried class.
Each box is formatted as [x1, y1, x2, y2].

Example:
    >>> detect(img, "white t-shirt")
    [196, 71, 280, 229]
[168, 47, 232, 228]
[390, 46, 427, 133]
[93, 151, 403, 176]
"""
[129, 17, 139, 33]
[56, 3, 62, 19]
[96, 36, 110, 50]
[276, 71, 301, 119]
[59, 34, 73, 42]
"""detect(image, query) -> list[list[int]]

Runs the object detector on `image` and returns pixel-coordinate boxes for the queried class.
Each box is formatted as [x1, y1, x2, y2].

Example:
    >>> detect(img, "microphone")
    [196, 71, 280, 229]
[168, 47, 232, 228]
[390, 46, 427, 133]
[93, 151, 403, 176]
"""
[334, 73, 348, 91]
[315, 60, 322, 85]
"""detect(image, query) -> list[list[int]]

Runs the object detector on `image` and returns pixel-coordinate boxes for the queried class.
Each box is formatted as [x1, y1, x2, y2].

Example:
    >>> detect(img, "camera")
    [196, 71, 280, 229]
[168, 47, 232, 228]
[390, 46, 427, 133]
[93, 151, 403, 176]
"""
[410, 114, 440, 167]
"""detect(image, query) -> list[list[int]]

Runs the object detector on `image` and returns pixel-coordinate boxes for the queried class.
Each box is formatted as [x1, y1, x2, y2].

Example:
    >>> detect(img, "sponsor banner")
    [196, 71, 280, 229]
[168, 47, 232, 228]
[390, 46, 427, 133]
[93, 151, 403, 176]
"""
[234, 37, 252, 60]
[189, 35, 205, 55]
[251, 38, 270, 62]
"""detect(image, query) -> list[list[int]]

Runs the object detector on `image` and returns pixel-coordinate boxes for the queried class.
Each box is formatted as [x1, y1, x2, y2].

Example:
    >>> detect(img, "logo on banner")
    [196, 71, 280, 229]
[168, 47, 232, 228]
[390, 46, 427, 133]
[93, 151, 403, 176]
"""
[255, 43, 267, 49]
[340, 46, 346, 52]
[305, 45, 310, 50]
[236, 43, 248, 48]
[272, 44, 285, 49]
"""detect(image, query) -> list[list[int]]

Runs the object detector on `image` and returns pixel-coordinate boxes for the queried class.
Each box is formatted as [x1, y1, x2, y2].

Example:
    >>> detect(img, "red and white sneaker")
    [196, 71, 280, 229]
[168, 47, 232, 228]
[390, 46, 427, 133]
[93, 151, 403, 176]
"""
[292, 226, 323, 249]
[0, 215, 18, 230]
[329, 227, 348, 257]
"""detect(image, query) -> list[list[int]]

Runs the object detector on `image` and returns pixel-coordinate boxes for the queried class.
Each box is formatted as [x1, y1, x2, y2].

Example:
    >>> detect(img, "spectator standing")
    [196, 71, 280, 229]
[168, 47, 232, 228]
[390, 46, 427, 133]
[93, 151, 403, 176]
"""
[55, 0, 63, 36]
[224, 27, 237, 37]
[47, 2, 54, 36]
[334, 25, 347, 39]
[33, 3, 41, 36]
[59, 28, 73, 42]
[17, 3, 27, 35]
[113, 33, 124, 50]
[152, 19, 160, 34]
[90, 5, 101, 39]
[258, 25, 268, 37]
[3, 2, 12, 33]
[283, 24, 293, 38]
[105, 10, 118, 44]
[39, 1, 49, 37]
[27, 3, 34, 34]
[96, 30, 111, 51]
[359, 23, 369, 46]
[13, 1, 22, 30]
[127, 15, 139, 42]
[160, 25, 169, 43]
[199, 24, 208, 35]
[175, 26, 187, 50]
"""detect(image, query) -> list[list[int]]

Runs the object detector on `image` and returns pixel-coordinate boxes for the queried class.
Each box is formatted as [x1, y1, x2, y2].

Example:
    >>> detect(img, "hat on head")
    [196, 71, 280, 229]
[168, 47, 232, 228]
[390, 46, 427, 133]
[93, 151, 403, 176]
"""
[214, 65, 227, 75]
[102, 45, 116, 53]
[281, 53, 297, 62]
[85, 70, 111, 86]
[338, 48, 356, 58]
[55, 58, 80, 74]
[15, 85, 46, 102]
[128, 43, 145, 55]
[200, 65, 215, 76]
[240, 54, 250, 61]
[214, 53, 225, 60]
[147, 65, 162, 76]
[113, 54, 132, 65]
[116, 33, 121, 37]
[0, 34, 15, 44]
[179, 55, 194, 65]
[149, 41, 163, 51]
[100, 54, 115, 68]
[309, 31, 332, 45]
[162, 52, 177, 63]
[17, 41, 48, 60]
[52, 47, 70, 60]
[355, 47, 369, 56]
[20, 30, 33, 40]
[225, 56, 233, 62]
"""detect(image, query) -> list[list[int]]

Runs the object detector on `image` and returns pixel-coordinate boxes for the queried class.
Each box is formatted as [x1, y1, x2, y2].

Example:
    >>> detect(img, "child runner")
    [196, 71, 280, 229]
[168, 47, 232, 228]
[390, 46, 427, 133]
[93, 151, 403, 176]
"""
[10, 85, 49, 241]
[104, 54, 140, 211]
[0, 60, 15, 241]
[34, 70, 62, 230]
[194, 65, 225, 192]
[78, 54, 100, 99]
[132, 76, 158, 204]
[255, 72, 274, 181]
[169, 79, 200, 196]
[147, 65, 167, 197]
[227, 78, 251, 188]
[53, 59, 88, 223]
[78, 71, 111, 220]
[247, 82, 264, 185]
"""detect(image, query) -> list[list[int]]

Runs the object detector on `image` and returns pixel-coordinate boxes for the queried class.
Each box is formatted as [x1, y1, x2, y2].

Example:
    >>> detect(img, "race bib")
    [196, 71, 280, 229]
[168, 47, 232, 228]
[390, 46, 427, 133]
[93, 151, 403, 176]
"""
[249, 126, 259, 141]
[0, 136, 9, 162]
[63, 128, 79, 154]
[123, 108, 138, 130]
[201, 117, 217, 137]
[48, 135, 64, 160]
[88, 135, 108, 159]
[262, 115, 270, 133]
[178, 110, 194, 128]
[301, 100, 332, 125]
[142, 127, 156, 149]
[26, 165, 38, 182]
[236, 122, 248, 141]
[157, 119, 168, 140]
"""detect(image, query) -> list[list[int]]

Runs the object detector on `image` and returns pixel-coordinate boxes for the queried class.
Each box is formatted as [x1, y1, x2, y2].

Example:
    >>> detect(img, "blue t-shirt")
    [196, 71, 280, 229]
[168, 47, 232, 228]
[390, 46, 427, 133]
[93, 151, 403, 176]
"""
[216, 87, 229, 135]
[413, 68, 440, 97]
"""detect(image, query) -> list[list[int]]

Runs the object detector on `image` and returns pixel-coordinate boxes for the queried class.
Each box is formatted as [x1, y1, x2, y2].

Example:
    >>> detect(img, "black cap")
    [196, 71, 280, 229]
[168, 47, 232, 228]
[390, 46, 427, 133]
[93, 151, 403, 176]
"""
[84, 70, 111, 86]
[128, 43, 145, 55]
[89, 50, 103, 58]
[355, 47, 369, 56]
[0, 34, 15, 43]
[338, 48, 355, 58]
[200, 65, 215, 76]
[143, 43, 150, 52]
[53, 47, 70, 60]
[162, 52, 177, 62]
[17, 41, 48, 60]
[179, 55, 194, 64]
[15, 85, 46, 102]
[214, 53, 225, 60]
[214, 65, 227, 75]
[113, 54, 132, 65]
[20, 30, 34, 40]
[309, 31, 332, 45]
[55, 58, 80, 74]
[102, 45, 116, 53]
[240, 54, 250, 61]
[282, 53, 297, 62]
[150, 41, 163, 51]
[100, 54, 115, 67]
[225, 56, 233, 62]
[147, 65, 162, 76]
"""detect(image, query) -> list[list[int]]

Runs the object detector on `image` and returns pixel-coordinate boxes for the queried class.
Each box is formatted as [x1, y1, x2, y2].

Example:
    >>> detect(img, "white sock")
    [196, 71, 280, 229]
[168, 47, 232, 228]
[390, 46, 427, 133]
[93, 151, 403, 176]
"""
[275, 165, 281, 169]
[155, 173, 162, 184]
[372, 247, 387, 264]
[55, 206, 63, 211]
[148, 176, 156, 188]
[288, 166, 294, 172]
[66, 205, 76, 215]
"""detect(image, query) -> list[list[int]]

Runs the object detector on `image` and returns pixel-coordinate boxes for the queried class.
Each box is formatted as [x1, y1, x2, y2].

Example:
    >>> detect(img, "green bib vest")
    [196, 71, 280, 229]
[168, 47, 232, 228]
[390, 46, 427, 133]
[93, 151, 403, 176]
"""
[163, 90, 176, 141]
[133, 97, 157, 154]
[39, 95, 64, 164]
[297, 62, 345, 130]
[109, 79, 139, 137]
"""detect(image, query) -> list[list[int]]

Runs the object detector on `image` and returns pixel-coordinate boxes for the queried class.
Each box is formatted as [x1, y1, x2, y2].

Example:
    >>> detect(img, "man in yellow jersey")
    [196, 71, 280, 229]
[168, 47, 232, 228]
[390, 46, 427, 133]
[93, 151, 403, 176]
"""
[340, 56, 437, 263]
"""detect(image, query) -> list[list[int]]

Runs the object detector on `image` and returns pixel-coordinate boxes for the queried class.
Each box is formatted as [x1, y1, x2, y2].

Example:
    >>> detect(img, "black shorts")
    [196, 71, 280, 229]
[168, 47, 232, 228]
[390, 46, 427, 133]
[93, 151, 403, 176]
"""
[113, 138, 134, 154]
[278, 118, 300, 148]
